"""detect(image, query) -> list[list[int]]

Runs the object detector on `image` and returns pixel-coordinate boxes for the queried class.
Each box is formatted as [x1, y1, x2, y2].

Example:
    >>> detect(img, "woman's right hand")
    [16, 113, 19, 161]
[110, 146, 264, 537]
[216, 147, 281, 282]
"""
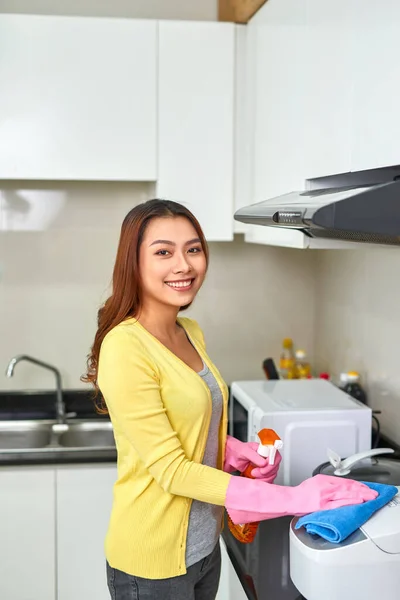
[225, 473, 378, 525]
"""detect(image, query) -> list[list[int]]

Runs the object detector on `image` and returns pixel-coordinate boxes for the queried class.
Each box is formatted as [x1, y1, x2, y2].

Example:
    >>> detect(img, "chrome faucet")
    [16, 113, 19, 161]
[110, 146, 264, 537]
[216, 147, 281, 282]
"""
[6, 355, 66, 424]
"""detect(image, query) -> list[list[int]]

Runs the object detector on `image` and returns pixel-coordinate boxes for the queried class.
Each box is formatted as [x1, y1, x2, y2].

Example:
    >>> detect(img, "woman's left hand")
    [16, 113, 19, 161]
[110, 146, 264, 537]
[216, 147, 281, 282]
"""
[223, 435, 282, 483]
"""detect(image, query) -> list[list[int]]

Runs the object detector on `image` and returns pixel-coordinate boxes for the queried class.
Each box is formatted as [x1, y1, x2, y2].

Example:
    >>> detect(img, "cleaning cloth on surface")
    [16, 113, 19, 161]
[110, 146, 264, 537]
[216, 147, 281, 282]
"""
[295, 481, 398, 543]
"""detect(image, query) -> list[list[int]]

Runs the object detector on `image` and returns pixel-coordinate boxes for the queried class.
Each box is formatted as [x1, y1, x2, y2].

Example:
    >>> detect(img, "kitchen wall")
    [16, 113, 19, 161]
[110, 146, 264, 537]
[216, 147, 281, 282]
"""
[314, 247, 400, 444]
[0, 0, 217, 20]
[0, 182, 317, 391]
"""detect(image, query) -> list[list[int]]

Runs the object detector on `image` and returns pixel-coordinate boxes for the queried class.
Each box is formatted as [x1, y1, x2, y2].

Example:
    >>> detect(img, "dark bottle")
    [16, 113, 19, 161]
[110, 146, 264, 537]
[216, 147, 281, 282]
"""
[340, 371, 367, 405]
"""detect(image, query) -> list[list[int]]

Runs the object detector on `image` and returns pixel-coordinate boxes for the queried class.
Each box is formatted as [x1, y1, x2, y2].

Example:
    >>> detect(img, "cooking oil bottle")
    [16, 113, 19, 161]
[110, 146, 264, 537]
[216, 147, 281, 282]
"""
[295, 349, 311, 379]
[279, 338, 296, 379]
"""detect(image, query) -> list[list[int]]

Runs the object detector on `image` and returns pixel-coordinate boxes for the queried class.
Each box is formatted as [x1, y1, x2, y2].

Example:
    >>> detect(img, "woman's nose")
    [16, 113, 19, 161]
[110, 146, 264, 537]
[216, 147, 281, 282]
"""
[173, 253, 192, 273]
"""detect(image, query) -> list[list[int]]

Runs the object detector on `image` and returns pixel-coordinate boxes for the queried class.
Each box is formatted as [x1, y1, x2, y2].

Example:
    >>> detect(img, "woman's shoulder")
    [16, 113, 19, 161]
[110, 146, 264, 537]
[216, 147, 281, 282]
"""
[102, 318, 144, 350]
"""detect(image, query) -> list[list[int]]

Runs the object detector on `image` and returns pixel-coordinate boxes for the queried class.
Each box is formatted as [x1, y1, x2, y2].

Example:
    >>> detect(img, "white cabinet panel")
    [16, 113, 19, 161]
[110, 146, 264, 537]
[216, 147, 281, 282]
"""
[351, 1, 400, 171]
[252, 0, 308, 204]
[56, 465, 117, 600]
[234, 25, 254, 235]
[157, 22, 235, 241]
[0, 15, 157, 181]
[0, 467, 55, 600]
[217, 538, 248, 600]
[245, 0, 308, 247]
[304, 1, 353, 178]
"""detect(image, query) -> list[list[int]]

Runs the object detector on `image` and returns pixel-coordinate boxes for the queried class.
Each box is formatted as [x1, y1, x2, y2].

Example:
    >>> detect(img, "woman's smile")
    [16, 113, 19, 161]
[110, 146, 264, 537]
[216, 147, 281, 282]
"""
[165, 278, 195, 291]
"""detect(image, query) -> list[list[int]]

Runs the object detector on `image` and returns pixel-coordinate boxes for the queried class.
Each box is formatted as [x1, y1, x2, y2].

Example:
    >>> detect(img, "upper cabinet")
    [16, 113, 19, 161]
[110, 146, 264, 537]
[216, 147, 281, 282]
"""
[0, 15, 157, 181]
[251, 0, 308, 204]
[248, 0, 400, 190]
[351, 1, 400, 172]
[306, 0, 400, 176]
[242, 0, 311, 247]
[0, 16, 236, 241]
[304, 0, 353, 179]
[157, 21, 235, 241]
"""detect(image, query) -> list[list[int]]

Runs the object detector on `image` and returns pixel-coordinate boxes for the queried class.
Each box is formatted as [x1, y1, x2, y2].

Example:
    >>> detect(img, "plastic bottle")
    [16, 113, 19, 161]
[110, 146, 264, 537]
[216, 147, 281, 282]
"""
[295, 349, 311, 379]
[340, 371, 368, 405]
[279, 338, 296, 379]
[227, 429, 283, 544]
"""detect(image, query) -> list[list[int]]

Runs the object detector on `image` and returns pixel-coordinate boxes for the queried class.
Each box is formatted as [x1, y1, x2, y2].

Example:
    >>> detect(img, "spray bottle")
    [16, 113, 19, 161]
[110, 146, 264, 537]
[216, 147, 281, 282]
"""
[227, 428, 283, 544]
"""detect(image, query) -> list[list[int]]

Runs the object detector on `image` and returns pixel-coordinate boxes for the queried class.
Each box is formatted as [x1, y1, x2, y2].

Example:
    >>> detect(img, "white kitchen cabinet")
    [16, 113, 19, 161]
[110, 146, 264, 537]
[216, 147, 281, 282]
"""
[0, 15, 157, 181]
[217, 538, 248, 600]
[56, 464, 117, 600]
[243, 0, 309, 247]
[304, 1, 353, 179]
[0, 467, 56, 600]
[157, 21, 235, 241]
[351, 1, 400, 171]
[251, 0, 308, 205]
[233, 25, 253, 235]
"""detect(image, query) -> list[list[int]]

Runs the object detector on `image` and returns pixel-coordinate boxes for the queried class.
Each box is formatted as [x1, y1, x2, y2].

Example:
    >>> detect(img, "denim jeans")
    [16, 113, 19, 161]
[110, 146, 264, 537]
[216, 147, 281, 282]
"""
[106, 541, 221, 600]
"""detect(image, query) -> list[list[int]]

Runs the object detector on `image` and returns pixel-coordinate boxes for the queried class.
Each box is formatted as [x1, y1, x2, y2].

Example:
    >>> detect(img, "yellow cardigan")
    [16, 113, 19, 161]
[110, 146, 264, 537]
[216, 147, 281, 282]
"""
[98, 316, 232, 579]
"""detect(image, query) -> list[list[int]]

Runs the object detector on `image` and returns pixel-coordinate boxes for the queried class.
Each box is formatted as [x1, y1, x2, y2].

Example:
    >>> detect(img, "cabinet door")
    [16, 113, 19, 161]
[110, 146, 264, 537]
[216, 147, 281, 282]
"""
[244, 0, 308, 247]
[251, 0, 308, 205]
[304, 0, 353, 178]
[233, 25, 253, 235]
[217, 538, 248, 600]
[0, 467, 55, 600]
[351, 1, 400, 171]
[0, 15, 157, 181]
[56, 465, 117, 600]
[157, 22, 235, 241]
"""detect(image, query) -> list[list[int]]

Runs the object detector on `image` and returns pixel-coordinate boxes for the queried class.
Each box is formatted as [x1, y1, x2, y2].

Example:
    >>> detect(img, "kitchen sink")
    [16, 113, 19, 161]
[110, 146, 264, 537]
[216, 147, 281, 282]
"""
[57, 421, 115, 448]
[0, 421, 53, 449]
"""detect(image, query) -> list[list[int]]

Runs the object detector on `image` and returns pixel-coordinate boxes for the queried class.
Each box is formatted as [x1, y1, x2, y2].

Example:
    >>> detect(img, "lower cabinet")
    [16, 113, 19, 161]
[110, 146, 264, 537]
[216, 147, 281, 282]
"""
[56, 465, 117, 600]
[0, 464, 244, 600]
[217, 538, 248, 600]
[0, 467, 56, 600]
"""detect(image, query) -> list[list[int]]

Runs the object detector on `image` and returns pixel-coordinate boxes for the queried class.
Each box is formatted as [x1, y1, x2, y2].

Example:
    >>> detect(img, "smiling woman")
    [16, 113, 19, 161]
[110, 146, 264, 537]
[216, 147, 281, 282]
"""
[80, 198, 373, 600]
[82, 199, 209, 397]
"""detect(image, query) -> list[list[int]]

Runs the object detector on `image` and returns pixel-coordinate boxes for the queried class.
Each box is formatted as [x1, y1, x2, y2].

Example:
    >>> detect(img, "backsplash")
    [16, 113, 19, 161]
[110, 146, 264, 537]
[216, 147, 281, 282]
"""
[315, 247, 400, 445]
[5, 182, 400, 442]
[0, 182, 316, 391]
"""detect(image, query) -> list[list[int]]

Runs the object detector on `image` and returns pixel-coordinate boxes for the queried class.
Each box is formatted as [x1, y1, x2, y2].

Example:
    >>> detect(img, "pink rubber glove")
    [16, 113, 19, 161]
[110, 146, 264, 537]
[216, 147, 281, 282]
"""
[224, 435, 282, 483]
[225, 473, 378, 525]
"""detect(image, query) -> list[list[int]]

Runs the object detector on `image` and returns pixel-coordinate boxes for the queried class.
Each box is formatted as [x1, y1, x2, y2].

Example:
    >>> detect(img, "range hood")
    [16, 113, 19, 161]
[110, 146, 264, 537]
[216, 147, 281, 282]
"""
[234, 180, 400, 247]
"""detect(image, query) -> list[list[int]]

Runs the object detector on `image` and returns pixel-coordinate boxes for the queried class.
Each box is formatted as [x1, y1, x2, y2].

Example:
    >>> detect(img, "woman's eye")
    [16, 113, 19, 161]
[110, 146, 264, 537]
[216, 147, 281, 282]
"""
[188, 247, 202, 254]
[156, 250, 170, 256]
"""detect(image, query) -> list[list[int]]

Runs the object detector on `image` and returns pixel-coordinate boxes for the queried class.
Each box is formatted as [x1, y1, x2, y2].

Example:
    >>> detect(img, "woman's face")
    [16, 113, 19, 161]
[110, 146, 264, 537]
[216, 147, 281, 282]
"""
[139, 216, 207, 310]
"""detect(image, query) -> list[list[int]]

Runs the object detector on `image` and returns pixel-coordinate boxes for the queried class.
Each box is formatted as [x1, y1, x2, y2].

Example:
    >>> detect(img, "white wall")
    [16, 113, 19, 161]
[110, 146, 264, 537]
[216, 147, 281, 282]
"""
[0, 0, 218, 20]
[0, 182, 317, 391]
[314, 247, 400, 445]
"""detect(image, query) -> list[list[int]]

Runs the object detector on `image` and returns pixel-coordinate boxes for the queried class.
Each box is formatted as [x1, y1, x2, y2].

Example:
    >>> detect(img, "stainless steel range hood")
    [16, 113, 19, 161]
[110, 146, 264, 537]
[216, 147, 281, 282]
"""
[234, 180, 400, 247]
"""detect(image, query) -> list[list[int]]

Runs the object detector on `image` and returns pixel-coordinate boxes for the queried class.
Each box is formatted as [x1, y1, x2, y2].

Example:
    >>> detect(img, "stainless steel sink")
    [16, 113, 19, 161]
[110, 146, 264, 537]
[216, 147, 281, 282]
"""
[0, 421, 53, 449]
[57, 421, 115, 448]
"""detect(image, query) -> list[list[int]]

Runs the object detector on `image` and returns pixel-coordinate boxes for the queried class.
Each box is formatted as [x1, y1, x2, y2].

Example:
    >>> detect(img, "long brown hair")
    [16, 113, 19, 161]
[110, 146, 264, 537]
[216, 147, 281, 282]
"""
[81, 199, 209, 410]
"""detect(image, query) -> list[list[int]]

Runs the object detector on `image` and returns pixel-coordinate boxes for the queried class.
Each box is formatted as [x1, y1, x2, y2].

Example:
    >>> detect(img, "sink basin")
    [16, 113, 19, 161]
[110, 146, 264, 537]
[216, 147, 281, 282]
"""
[0, 421, 53, 449]
[57, 421, 115, 448]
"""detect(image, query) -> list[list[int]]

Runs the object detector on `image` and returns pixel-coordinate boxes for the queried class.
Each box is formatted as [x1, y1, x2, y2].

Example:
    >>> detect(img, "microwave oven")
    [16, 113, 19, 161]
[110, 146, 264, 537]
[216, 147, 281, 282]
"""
[229, 378, 372, 486]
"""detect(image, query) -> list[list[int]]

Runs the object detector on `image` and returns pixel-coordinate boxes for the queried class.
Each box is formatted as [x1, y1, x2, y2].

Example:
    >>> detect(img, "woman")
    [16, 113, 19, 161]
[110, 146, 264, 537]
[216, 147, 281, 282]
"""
[83, 199, 376, 600]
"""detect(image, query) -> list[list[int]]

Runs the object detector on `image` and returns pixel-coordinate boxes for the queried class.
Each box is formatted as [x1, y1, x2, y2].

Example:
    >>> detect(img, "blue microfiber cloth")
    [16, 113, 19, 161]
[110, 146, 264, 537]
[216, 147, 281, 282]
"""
[295, 481, 398, 543]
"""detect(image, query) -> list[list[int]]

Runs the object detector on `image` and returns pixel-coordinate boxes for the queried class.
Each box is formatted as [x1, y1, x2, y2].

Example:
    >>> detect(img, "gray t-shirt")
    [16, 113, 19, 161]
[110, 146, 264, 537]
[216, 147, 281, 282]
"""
[185, 362, 224, 567]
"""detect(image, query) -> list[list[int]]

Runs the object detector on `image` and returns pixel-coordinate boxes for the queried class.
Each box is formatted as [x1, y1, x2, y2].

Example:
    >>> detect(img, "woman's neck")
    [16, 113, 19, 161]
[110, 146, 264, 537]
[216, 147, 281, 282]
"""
[137, 302, 180, 340]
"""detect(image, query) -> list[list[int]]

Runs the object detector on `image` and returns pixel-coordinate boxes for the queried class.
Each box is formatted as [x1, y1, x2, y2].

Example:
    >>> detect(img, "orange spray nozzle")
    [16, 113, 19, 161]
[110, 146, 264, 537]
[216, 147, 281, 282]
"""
[256, 428, 283, 466]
